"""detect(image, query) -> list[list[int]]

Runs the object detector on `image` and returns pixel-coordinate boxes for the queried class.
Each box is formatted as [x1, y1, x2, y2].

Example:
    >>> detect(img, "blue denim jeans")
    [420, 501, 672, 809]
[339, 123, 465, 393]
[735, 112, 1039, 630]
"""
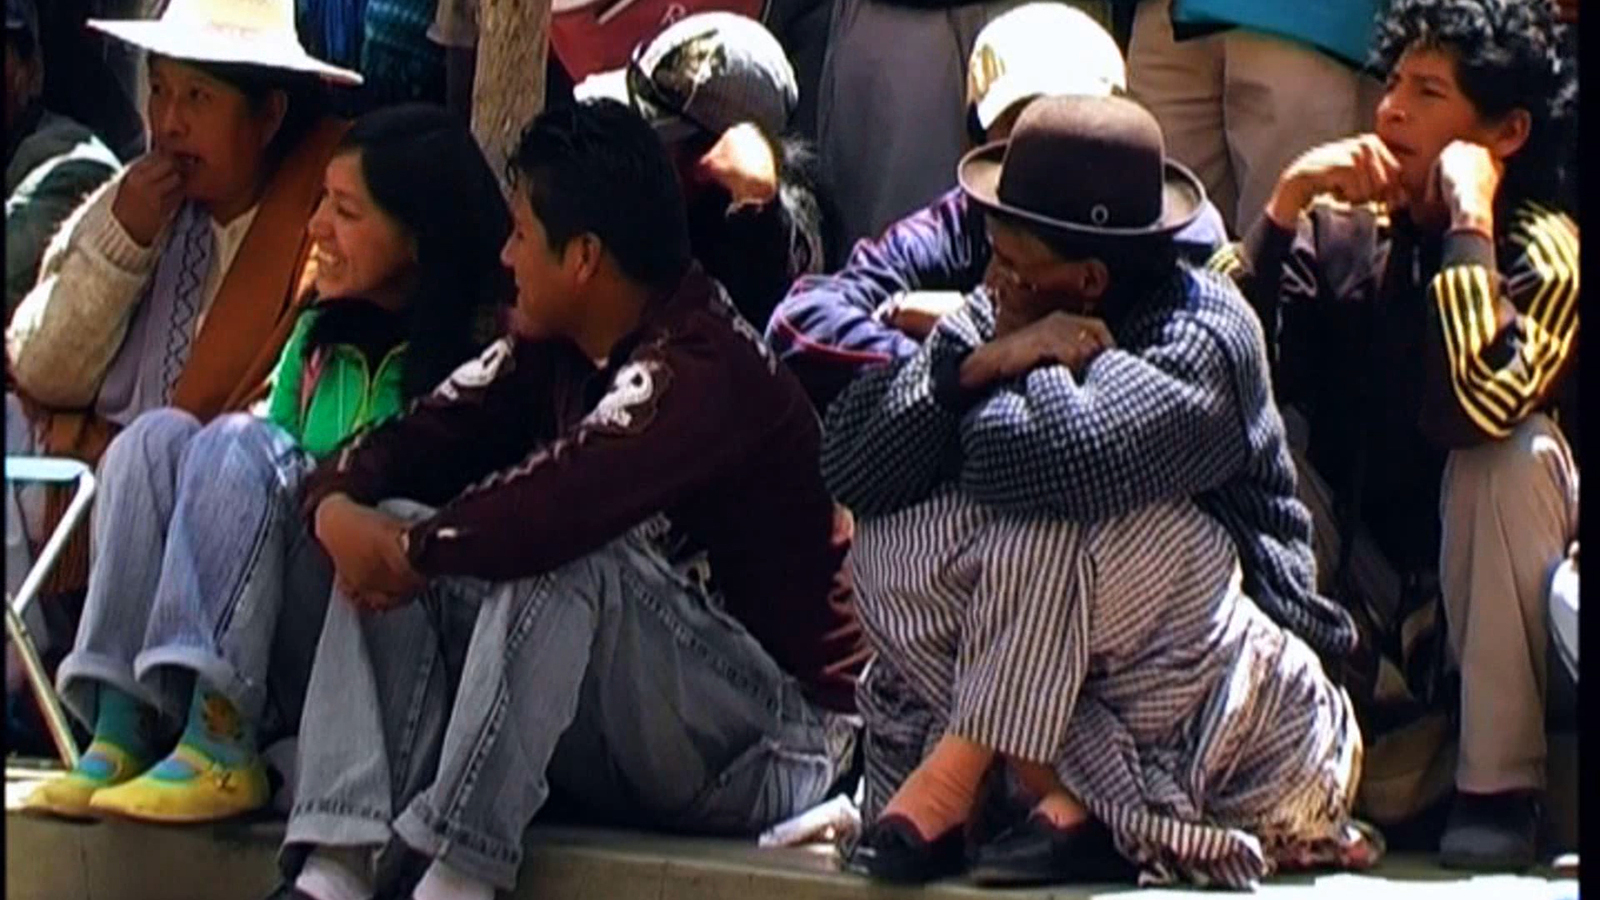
[285, 502, 858, 891]
[56, 410, 333, 739]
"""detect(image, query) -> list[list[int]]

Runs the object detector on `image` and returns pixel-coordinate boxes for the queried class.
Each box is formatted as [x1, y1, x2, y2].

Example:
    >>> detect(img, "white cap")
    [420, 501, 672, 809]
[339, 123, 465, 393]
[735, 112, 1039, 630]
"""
[574, 12, 796, 142]
[966, 3, 1124, 132]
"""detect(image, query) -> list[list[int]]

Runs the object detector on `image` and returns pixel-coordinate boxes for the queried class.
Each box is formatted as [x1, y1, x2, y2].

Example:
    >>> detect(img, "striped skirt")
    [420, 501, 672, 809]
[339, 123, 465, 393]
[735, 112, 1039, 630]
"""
[851, 489, 1378, 888]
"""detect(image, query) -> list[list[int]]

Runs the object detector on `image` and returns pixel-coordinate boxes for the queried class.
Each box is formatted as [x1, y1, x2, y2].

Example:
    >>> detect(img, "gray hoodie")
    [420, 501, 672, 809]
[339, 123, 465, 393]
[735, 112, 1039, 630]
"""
[6, 108, 120, 318]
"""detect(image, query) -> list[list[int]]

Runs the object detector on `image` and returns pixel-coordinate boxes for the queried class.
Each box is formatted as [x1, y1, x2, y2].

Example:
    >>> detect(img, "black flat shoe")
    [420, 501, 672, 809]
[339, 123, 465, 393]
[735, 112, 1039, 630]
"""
[845, 814, 968, 884]
[1439, 791, 1541, 872]
[259, 884, 318, 900]
[969, 814, 1136, 886]
[371, 840, 433, 900]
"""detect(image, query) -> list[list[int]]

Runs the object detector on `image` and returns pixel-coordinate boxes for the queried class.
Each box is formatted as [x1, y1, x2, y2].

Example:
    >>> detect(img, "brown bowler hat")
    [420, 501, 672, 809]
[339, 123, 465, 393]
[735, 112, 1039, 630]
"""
[959, 94, 1205, 240]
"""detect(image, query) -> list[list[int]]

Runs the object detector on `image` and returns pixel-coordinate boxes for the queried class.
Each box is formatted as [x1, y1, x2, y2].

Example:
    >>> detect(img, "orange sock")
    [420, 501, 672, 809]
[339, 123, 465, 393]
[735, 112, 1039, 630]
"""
[880, 735, 994, 841]
[1010, 759, 1089, 829]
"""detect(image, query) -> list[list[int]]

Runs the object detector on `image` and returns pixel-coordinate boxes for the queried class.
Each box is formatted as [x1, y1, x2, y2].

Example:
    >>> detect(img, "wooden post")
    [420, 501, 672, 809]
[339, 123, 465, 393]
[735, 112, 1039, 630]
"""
[470, 0, 552, 184]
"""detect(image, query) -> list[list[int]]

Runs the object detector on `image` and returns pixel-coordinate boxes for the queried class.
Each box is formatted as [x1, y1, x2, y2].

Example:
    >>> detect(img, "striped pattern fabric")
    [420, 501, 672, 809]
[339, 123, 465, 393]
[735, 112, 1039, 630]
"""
[852, 490, 1374, 888]
[820, 266, 1358, 656]
[852, 489, 1091, 761]
[1432, 201, 1579, 440]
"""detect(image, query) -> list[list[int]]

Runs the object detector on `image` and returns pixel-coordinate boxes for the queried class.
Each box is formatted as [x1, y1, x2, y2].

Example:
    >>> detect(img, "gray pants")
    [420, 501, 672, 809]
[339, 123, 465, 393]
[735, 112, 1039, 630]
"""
[55, 409, 333, 736]
[851, 491, 1363, 888]
[815, 0, 1112, 250]
[285, 502, 857, 891]
[1299, 413, 1578, 796]
[1127, 0, 1382, 233]
[1441, 414, 1578, 793]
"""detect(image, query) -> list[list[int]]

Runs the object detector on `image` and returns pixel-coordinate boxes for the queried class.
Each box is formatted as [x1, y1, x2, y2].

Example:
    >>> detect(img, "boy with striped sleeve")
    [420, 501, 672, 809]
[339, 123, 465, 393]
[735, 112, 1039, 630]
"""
[1212, 0, 1578, 872]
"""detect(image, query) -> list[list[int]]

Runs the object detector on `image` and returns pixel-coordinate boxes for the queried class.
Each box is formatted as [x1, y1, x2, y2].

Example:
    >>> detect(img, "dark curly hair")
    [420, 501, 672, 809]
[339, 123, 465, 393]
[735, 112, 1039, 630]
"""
[1372, 0, 1578, 211]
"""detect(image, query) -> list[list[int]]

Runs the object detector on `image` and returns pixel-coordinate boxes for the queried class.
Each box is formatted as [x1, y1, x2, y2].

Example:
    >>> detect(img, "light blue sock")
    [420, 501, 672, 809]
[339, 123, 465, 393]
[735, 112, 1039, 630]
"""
[70, 685, 159, 782]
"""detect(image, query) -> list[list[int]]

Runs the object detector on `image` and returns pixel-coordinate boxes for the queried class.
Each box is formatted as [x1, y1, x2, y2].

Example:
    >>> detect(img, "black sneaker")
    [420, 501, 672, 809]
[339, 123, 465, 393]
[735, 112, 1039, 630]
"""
[259, 884, 318, 900]
[1439, 791, 1541, 871]
[371, 840, 433, 900]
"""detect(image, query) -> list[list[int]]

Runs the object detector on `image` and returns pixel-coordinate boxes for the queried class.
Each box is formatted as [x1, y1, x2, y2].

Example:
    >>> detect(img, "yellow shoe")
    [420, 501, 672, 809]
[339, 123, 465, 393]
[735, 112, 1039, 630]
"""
[88, 745, 269, 824]
[21, 743, 146, 821]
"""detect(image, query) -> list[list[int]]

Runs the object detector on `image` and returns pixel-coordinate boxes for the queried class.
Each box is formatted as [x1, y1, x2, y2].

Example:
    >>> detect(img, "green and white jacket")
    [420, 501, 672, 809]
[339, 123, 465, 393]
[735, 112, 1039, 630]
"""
[265, 307, 408, 460]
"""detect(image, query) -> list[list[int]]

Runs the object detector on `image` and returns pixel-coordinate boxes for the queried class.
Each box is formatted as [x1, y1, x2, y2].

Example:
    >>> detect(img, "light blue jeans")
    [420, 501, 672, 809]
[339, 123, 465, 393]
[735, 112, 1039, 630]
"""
[284, 501, 858, 891]
[56, 409, 333, 740]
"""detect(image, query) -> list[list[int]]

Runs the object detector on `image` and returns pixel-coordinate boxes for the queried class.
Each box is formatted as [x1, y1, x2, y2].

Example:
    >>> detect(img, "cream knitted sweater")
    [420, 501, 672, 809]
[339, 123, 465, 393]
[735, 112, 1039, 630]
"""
[7, 172, 257, 410]
[7, 171, 161, 409]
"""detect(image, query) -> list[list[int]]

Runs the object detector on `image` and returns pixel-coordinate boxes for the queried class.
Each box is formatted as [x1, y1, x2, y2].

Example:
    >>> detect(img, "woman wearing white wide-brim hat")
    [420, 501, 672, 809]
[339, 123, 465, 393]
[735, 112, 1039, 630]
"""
[3, 0, 358, 802]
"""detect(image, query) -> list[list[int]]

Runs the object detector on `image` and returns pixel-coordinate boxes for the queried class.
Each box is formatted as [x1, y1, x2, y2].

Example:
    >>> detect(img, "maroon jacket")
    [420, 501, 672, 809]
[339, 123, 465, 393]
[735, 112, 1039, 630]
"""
[302, 265, 868, 712]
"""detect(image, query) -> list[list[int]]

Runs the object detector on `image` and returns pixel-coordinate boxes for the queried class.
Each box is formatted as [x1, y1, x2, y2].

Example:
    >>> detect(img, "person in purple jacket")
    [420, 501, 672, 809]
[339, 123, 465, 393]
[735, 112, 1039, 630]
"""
[766, 3, 1228, 409]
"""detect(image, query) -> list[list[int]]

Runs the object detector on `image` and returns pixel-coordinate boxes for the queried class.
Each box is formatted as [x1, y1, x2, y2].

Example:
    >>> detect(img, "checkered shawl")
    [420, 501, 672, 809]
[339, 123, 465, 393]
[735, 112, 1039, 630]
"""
[819, 265, 1358, 656]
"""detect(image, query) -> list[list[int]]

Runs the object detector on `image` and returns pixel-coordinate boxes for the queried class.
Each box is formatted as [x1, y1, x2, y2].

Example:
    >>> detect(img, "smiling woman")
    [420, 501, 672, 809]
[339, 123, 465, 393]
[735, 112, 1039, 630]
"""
[296, 103, 514, 425]
[309, 153, 414, 305]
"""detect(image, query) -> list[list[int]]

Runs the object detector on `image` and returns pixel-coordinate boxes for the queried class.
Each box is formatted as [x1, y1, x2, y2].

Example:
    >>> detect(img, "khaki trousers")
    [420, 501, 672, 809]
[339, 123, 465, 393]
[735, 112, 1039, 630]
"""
[1297, 413, 1578, 799]
[1439, 414, 1578, 793]
[1127, 0, 1382, 234]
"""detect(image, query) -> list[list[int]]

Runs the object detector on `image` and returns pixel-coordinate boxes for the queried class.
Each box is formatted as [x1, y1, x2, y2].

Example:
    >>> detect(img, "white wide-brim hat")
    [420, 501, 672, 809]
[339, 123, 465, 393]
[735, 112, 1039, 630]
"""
[89, 0, 363, 86]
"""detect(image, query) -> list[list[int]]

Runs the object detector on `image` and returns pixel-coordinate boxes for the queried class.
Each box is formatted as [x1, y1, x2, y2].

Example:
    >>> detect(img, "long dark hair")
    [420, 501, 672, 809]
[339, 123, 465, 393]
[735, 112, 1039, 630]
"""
[307, 104, 513, 399]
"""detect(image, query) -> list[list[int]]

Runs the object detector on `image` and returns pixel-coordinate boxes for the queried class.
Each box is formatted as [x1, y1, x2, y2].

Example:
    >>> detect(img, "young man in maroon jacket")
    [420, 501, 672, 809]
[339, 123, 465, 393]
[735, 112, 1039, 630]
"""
[266, 99, 866, 900]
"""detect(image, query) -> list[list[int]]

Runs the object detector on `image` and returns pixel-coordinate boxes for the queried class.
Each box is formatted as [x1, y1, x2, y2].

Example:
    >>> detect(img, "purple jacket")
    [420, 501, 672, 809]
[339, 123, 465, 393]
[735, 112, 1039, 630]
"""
[765, 186, 1230, 407]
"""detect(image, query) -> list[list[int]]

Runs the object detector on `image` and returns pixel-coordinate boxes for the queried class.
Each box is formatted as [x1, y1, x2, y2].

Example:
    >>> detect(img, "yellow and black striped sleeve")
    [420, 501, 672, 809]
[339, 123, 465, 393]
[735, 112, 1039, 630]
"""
[1420, 201, 1579, 446]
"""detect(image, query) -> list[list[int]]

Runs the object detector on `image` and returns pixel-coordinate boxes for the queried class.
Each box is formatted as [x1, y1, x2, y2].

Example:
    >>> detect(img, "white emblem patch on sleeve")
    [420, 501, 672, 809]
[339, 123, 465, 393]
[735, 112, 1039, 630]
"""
[435, 338, 514, 401]
[583, 359, 672, 435]
[709, 282, 779, 374]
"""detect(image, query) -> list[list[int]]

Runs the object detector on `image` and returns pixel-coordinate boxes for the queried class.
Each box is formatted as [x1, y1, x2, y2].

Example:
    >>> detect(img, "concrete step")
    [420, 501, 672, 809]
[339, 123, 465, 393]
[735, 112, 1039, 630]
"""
[4, 769, 1578, 900]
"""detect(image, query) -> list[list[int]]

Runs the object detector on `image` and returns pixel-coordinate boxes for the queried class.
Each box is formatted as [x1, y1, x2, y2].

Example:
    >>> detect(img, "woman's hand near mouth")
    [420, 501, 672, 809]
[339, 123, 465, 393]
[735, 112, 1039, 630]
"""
[112, 150, 187, 247]
[1265, 134, 1406, 230]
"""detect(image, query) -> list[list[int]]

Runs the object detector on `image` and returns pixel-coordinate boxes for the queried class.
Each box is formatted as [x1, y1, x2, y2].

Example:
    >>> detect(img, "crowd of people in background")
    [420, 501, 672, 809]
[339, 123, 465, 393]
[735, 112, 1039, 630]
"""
[3, 0, 1580, 897]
